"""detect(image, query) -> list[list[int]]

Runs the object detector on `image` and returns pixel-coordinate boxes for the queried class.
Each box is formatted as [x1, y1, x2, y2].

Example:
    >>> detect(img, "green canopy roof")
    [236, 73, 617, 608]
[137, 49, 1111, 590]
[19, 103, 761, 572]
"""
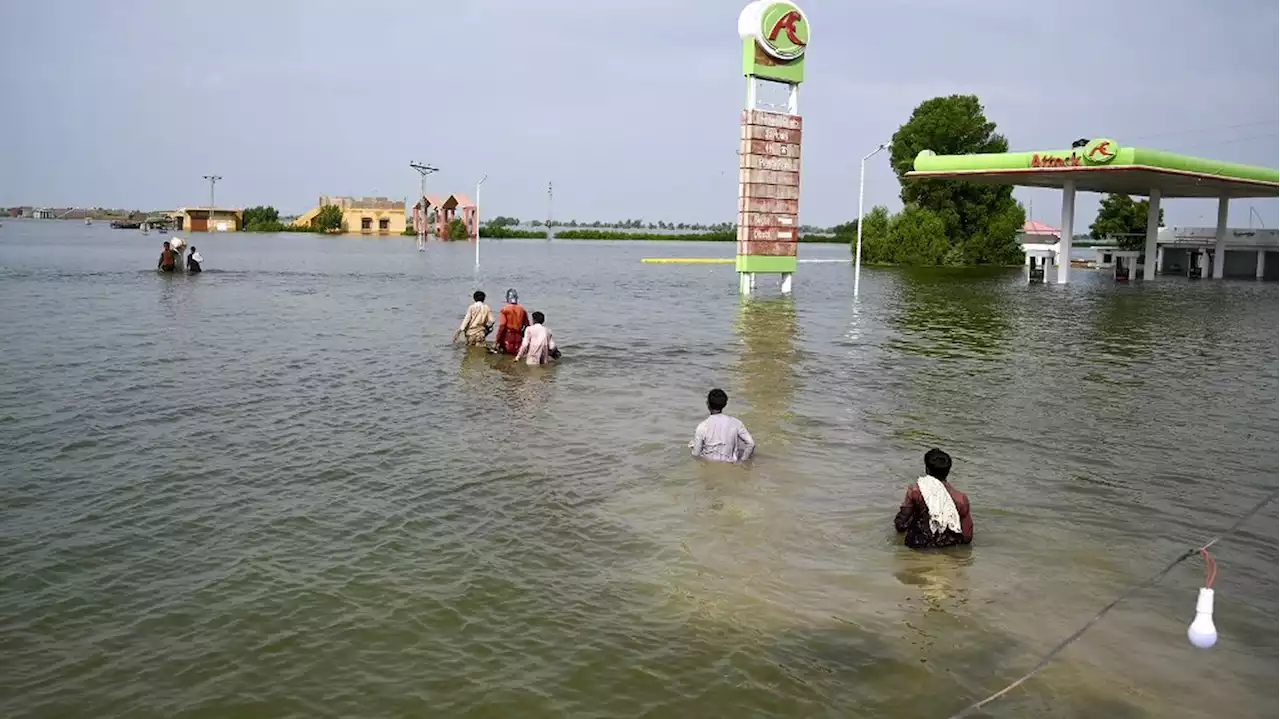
[906, 140, 1278, 199]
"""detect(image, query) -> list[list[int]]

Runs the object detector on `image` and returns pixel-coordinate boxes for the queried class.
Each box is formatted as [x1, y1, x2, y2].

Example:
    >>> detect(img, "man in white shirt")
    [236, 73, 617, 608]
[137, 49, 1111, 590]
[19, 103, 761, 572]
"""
[690, 388, 755, 462]
[515, 311, 558, 365]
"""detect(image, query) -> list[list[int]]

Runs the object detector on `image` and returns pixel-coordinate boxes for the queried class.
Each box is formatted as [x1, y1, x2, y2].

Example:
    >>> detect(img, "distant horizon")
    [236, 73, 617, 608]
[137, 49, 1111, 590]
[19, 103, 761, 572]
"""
[2, 0, 1276, 229]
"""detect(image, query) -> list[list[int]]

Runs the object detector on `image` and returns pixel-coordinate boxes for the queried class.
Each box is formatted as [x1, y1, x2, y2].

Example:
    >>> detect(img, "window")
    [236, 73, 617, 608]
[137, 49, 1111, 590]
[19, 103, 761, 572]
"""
[361, 217, 372, 231]
[379, 217, 390, 231]
[1102, 253, 1112, 263]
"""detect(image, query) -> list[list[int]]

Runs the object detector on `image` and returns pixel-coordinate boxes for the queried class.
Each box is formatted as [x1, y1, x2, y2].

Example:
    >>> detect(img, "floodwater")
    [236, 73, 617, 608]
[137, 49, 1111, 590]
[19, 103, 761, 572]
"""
[1, 220, 1276, 718]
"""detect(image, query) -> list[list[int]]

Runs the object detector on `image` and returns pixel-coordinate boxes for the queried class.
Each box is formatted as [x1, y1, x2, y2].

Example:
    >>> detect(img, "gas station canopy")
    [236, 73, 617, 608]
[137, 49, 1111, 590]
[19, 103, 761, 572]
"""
[906, 140, 1278, 199]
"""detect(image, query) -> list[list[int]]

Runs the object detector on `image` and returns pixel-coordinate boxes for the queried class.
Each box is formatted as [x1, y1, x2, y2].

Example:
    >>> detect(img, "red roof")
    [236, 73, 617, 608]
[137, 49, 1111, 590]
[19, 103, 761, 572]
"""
[1023, 220, 1059, 235]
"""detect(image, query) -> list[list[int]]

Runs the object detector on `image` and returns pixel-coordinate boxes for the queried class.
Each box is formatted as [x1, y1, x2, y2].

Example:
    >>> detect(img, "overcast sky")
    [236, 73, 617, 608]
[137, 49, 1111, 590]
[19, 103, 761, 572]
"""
[2, 0, 1276, 228]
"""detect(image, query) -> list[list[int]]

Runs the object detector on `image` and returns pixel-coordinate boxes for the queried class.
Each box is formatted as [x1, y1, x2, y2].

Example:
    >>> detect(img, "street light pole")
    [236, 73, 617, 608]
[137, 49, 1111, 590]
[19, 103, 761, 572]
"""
[854, 142, 889, 299]
[475, 174, 488, 269]
[202, 175, 221, 231]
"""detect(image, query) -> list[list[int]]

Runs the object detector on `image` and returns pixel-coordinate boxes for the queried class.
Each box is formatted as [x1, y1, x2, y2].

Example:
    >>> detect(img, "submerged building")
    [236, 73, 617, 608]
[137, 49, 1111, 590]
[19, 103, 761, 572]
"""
[412, 194, 477, 239]
[293, 196, 407, 235]
[1017, 222, 1278, 280]
[172, 207, 243, 232]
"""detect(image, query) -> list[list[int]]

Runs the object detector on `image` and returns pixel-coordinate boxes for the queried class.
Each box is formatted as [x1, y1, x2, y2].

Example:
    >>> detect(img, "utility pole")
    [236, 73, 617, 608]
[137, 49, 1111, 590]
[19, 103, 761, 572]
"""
[547, 181, 553, 239]
[202, 175, 221, 232]
[409, 162, 439, 239]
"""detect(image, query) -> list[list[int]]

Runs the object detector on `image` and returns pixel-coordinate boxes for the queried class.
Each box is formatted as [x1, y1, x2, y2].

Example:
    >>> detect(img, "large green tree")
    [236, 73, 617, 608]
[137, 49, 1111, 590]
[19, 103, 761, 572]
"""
[1089, 193, 1165, 250]
[312, 204, 344, 233]
[887, 205, 951, 265]
[889, 94, 1024, 264]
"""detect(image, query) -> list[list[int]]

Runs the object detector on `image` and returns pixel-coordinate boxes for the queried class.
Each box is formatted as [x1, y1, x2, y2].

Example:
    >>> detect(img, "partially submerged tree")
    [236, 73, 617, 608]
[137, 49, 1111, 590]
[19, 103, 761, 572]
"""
[1090, 193, 1164, 250]
[889, 94, 1023, 264]
[447, 218, 470, 240]
[312, 204, 344, 233]
[242, 205, 282, 232]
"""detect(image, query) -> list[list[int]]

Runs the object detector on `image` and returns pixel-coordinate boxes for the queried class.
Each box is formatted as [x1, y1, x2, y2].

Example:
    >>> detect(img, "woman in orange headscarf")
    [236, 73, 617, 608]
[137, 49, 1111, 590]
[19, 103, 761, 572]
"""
[494, 288, 529, 355]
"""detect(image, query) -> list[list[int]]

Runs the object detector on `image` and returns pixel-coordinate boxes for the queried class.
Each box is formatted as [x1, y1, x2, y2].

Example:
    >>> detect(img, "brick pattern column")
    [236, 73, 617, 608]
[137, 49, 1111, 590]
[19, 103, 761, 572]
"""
[737, 110, 801, 267]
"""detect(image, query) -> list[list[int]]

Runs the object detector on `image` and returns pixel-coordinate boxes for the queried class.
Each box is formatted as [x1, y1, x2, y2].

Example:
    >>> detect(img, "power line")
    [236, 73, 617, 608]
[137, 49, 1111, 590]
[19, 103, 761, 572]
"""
[1125, 119, 1277, 144]
[946, 489, 1278, 719]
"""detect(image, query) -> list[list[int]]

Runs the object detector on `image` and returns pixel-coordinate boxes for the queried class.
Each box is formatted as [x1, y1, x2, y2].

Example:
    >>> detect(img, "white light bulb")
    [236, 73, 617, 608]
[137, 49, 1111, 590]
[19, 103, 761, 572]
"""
[1186, 587, 1218, 649]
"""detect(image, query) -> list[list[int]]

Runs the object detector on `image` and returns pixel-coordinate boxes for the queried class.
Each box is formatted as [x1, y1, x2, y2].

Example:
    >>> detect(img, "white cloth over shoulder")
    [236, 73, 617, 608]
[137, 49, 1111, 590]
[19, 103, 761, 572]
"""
[916, 475, 961, 535]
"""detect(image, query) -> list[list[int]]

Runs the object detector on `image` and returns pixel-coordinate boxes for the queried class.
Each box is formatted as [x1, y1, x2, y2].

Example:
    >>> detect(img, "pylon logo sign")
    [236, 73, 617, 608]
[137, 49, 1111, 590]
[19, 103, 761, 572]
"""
[1084, 138, 1118, 165]
[747, 2, 803, 60]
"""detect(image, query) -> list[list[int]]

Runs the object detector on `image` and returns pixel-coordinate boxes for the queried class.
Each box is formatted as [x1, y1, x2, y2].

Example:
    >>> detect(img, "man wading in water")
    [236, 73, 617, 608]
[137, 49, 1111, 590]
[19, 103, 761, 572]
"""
[157, 241, 177, 272]
[493, 288, 529, 355]
[452, 290, 494, 347]
[690, 388, 755, 463]
[894, 448, 973, 549]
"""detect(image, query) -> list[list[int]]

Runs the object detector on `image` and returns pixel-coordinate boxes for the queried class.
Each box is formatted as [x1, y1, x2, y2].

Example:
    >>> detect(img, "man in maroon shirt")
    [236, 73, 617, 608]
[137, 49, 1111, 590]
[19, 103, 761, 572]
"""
[894, 448, 973, 549]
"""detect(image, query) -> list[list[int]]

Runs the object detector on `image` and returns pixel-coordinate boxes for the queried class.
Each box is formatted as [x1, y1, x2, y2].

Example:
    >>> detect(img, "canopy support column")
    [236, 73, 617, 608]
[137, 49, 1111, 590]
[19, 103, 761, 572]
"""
[1143, 188, 1161, 280]
[1257, 250, 1267, 279]
[1058, 180, 1075, 284]
[1212, 197, 1229, 279]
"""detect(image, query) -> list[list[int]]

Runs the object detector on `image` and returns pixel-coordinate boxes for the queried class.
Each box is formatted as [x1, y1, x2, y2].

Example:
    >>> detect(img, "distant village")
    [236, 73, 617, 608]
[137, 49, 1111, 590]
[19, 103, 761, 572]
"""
[5, 201, 833, 237]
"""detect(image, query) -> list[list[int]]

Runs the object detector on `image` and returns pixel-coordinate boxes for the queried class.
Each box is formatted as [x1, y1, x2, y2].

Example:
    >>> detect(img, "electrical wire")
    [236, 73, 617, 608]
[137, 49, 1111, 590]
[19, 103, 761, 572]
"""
[1125, 120, 1277, 144]
[945, 489, 1277, 719]
[1199, 548, 1217, 589]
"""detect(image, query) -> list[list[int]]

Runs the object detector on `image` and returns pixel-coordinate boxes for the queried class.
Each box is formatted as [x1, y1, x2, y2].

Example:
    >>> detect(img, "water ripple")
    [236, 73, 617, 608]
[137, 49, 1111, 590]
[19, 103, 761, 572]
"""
[0, 226, 1276, 718]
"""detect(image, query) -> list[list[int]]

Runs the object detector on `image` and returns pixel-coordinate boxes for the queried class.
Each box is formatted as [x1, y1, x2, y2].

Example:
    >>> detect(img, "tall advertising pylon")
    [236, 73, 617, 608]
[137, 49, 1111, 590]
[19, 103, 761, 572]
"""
[736, 1, 808, 295]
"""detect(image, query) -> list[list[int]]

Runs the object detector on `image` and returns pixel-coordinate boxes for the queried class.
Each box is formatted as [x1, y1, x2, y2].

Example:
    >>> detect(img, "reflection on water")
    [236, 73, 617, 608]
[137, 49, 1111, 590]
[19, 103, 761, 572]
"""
[887, 267, 1017, 360]
[732, 295, 800, 444]
[892, 547, 973, 614]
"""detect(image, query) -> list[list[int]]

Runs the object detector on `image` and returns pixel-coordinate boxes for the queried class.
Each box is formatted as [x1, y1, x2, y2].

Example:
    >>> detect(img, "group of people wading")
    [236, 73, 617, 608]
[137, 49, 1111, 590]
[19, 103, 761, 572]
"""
[452, 289, 559, 366]
[452, 289, 971, 551]
[157, 240, 203, 274]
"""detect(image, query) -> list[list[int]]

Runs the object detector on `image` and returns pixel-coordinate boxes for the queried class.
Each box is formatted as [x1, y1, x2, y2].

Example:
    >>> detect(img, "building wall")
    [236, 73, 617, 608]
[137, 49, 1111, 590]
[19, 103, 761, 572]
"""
[182, 210, 241, 231]
[341, 208, 406, 234]
[294, 197, 407, 234]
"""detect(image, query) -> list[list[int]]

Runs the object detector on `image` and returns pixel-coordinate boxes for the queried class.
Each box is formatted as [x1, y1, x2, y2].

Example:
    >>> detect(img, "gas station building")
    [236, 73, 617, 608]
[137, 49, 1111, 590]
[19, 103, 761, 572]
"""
[907, 139, 1279, 282]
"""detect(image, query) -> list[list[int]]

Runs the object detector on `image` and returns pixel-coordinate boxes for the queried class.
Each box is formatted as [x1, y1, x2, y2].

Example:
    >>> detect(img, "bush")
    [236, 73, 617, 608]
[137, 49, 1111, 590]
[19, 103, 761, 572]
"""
[312, 204, 343, 233]
[555, 229, 736, 241]
[850, 206, 893, 263]
[480, 226, 547, 239]
[243, 205, 281, 232]
[446, 218, 470, 240]
[886, 205, 951, 265]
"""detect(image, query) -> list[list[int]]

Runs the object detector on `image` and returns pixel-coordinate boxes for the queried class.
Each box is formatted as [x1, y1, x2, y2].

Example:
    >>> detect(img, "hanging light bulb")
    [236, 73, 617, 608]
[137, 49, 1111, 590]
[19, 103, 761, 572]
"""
[1187, 587, 1217, 648]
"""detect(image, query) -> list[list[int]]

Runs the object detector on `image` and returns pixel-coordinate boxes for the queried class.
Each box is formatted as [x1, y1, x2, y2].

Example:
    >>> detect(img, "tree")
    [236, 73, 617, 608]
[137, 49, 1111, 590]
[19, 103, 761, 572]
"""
[312, 204, 343, 232]
[243, 205, 282, 232]
[447, 217, 470, 240]
[1090, 193, 1164, 250]
[486, 216, 520, 228]
[887, 205, 951, 265]
[831, 220, 858, 242]
[851, 206, 892, 263]
[889, 94, 1023, 263]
